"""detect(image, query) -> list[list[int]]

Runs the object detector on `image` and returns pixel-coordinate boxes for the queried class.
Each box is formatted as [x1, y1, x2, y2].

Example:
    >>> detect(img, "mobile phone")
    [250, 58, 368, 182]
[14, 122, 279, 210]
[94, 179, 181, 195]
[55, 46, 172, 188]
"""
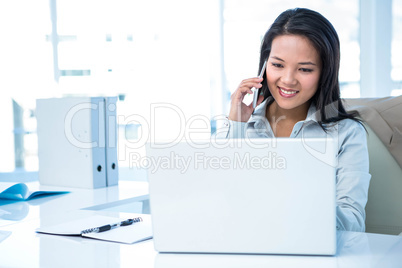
[252, 59, 267, 108]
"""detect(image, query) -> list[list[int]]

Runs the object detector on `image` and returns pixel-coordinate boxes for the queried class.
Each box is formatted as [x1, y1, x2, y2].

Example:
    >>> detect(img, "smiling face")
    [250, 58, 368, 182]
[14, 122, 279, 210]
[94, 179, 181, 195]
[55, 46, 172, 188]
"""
[266, 34, 322, 115]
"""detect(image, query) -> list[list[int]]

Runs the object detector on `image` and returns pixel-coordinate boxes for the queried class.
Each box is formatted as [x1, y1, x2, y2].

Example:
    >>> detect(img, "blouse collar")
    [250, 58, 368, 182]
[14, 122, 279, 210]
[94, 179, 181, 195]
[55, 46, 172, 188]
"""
[249, 96, 319, 124]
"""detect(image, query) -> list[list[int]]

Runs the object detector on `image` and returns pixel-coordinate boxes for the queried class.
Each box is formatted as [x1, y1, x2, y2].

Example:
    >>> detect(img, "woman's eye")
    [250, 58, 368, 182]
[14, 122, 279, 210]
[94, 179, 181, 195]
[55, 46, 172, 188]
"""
[271, 63, 283, 68]
[300, 68, 313, 73]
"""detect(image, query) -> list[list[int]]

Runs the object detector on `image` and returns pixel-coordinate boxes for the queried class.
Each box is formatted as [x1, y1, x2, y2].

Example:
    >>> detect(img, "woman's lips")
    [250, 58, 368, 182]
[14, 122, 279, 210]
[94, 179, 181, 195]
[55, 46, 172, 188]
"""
[278, 87, 299, 98]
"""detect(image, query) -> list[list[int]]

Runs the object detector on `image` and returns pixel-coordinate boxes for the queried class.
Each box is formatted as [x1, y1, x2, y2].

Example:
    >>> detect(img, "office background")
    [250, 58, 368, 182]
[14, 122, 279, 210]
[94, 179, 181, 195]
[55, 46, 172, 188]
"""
[0, 0, 401, 179]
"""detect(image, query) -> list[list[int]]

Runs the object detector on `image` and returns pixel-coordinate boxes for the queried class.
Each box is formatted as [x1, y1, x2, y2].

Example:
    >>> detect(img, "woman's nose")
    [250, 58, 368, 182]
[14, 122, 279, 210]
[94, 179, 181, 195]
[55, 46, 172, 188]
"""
[280, 69, 297, 86]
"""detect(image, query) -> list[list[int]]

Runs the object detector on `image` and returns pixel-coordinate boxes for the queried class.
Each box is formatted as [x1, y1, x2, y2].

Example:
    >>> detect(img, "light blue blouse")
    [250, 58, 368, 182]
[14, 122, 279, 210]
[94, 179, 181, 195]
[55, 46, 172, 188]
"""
[221, 97, 371, 232]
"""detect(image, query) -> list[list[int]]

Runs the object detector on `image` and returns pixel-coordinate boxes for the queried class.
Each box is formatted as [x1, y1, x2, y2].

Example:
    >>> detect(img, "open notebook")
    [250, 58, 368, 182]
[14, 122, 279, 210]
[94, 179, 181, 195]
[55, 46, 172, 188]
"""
[36, 214, 152, 244]
[0, 183, 69, 201]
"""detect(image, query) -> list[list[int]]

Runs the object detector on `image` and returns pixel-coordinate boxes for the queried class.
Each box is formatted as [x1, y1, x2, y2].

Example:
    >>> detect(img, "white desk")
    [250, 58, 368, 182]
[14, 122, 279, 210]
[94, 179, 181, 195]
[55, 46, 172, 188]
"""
[1, 181, 402, 267]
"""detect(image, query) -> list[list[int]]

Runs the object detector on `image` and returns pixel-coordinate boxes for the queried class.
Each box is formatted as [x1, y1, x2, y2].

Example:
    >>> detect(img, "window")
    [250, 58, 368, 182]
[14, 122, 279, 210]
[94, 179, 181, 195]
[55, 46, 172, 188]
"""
[392, 0, 402, 96]
[55, 0, 223, 169]
[0, 0, 53, 173]
[1, 0, 224, 174]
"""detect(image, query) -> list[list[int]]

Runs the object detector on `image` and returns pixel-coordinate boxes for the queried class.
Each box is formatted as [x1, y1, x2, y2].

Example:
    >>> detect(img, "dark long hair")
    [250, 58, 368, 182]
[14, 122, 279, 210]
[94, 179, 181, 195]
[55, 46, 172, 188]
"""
[259, 8, 361, 129]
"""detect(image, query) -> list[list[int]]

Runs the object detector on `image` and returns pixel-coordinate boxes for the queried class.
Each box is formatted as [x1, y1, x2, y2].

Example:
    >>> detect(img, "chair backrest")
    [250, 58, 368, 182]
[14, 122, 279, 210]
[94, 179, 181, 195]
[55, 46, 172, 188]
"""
[364, 125, 402, 235]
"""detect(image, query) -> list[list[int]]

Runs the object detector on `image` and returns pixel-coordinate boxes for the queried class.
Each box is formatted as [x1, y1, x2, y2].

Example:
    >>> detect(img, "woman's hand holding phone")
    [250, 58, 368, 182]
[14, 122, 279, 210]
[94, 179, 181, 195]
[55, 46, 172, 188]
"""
[228, 77, 264, 122]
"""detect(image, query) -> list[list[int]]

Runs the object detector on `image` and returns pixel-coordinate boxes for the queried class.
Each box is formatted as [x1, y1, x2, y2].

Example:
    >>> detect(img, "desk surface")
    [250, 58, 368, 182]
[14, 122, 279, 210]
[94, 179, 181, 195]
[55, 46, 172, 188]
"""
[1, 181, 402, 268]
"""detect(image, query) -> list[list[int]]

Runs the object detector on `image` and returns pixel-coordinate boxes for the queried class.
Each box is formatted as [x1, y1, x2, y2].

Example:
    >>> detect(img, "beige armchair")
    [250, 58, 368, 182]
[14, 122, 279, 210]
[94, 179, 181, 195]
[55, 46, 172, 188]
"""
[344, 97, 402, 235]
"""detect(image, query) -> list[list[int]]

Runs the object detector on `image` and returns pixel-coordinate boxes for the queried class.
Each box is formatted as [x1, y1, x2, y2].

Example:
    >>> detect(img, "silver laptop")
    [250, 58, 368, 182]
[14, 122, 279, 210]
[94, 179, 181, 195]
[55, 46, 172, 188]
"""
[147, 138, 337, 255]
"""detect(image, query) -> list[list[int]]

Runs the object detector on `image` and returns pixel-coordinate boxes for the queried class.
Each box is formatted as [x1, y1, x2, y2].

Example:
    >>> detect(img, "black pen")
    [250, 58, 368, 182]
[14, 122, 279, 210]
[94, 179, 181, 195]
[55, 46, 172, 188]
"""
[81, 217, 143, 234]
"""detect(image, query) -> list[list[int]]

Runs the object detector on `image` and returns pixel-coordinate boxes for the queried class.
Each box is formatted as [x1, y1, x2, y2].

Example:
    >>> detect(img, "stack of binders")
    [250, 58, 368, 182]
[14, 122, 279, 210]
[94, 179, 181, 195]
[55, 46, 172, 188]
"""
[36, 97, 119, 189]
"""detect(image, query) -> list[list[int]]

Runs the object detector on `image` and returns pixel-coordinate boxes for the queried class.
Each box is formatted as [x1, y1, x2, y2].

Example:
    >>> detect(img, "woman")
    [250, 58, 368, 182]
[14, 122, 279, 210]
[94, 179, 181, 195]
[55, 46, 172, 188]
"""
[225, 8, 371, 232]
